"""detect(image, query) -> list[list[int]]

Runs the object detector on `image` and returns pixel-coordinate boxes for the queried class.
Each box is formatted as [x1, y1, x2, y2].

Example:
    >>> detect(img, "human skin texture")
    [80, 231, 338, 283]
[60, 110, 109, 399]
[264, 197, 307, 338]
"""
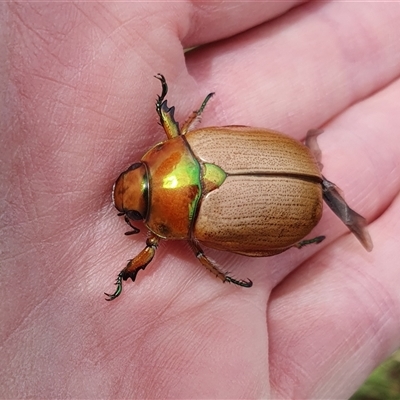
[1, 2, 400, 399]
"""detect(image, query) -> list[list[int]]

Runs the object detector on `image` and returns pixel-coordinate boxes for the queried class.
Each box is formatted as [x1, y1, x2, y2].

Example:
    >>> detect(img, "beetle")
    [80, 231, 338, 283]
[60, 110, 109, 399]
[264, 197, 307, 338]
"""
[105, 74, 373, 300]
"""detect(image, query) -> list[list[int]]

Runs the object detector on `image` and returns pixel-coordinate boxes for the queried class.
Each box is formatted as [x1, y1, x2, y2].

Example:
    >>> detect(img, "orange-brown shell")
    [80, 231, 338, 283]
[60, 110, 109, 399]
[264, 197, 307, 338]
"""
[141, 137, 202, 240]
[185, 126, 323, 256]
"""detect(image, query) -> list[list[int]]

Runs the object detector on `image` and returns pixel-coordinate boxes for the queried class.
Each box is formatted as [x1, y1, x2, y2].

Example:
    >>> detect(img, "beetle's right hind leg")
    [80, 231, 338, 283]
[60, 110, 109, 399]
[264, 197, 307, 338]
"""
[188, 241, 252, 288]
[105, 235, 160, 300]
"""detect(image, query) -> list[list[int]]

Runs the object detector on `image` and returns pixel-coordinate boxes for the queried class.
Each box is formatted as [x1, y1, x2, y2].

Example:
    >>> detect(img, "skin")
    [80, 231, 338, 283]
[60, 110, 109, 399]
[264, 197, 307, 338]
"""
[1, 2, 400, 399]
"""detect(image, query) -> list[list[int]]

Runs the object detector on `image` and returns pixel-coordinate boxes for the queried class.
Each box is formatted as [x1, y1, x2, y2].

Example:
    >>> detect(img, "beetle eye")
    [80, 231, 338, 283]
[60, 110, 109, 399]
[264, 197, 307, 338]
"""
[126, 210, 143, 220]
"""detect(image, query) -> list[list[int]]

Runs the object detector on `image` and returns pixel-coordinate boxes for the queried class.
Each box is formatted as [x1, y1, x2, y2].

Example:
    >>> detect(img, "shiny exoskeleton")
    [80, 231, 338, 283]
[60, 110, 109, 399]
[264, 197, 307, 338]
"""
[105, 75, 372, 300]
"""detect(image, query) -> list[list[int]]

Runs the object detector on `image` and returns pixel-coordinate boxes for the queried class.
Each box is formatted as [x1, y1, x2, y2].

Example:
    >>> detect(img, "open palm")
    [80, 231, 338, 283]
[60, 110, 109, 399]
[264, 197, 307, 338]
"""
[2, 2, 400, 399]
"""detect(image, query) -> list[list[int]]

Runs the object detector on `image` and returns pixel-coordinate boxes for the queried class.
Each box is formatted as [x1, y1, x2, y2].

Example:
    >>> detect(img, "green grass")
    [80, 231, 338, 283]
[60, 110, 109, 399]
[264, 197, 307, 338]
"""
[351, 349, 400, 400]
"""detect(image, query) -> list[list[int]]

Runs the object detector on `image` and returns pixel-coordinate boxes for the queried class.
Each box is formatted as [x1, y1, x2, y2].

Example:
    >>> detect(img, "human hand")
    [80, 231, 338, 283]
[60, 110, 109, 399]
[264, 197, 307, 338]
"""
[2, 2, 399, 398]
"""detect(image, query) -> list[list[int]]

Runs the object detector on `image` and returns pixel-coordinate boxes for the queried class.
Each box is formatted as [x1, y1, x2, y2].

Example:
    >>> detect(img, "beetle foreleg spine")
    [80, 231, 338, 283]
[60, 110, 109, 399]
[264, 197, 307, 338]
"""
[154, 74, 180, 139]
[104, 235, 160, 301]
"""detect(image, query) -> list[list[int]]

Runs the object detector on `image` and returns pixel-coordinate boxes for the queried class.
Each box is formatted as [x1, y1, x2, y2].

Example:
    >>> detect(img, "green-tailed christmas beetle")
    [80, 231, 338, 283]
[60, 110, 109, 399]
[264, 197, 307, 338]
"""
[105, 74, 373, 300]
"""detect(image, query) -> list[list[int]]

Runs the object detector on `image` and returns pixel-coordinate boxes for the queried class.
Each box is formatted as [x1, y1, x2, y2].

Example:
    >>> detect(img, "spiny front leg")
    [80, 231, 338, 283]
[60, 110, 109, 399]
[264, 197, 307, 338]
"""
[105, 234, 160, 301]
[188, 241, 252, 288]
[154, 74, 180, 139]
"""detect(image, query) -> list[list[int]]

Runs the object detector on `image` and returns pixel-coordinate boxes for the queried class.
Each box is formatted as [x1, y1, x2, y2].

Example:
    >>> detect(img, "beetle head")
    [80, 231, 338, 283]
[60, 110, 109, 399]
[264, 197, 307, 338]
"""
[112, 162, 148, 224]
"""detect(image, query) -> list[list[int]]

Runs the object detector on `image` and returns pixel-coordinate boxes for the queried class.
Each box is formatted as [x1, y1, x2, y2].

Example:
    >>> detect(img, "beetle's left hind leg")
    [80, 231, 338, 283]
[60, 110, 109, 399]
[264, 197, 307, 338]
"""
[105, 234, 160, 301]
[181, 92, 215, 135]
[188, 241, 252, 288]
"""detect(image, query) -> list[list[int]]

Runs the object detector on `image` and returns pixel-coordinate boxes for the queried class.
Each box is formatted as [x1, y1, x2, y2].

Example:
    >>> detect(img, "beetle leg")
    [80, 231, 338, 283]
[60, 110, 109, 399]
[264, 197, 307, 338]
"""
[322, 178, 373, 252]
[305, 129, 324, 171]
[294, 235, 325, 249]
[154, 74, 181, 139]
[188, 241, 253, 288]
[105, 234, 160, 301]
[181, 92, 215, 135]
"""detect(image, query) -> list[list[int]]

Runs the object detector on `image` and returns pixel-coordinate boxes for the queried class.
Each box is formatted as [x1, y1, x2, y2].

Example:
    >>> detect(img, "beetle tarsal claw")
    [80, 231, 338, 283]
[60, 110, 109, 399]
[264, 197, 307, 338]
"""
[154, 73, 168, 100]
[154, 74, 181, 139]
[225, 276, 253, 288]
[104, 273, 123, 301]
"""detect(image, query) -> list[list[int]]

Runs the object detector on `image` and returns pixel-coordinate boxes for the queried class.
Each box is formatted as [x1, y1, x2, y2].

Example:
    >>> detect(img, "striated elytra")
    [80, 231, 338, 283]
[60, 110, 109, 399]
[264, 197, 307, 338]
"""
[105, 74, 373, 300]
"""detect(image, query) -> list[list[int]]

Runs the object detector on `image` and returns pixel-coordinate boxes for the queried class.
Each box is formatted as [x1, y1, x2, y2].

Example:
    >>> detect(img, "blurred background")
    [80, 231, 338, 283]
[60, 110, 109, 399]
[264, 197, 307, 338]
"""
[351, 348, 400, 400]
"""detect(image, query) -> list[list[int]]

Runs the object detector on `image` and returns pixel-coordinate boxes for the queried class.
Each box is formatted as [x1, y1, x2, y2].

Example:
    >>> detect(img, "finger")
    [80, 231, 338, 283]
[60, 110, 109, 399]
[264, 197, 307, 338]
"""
[269, 194, 400, 399]
[182, 2, 400, 291]
[181, 1, 306, 47]
[249, 76, 399, 294]
[187, 2, 400, 136]
[267, 80, 400, 398]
